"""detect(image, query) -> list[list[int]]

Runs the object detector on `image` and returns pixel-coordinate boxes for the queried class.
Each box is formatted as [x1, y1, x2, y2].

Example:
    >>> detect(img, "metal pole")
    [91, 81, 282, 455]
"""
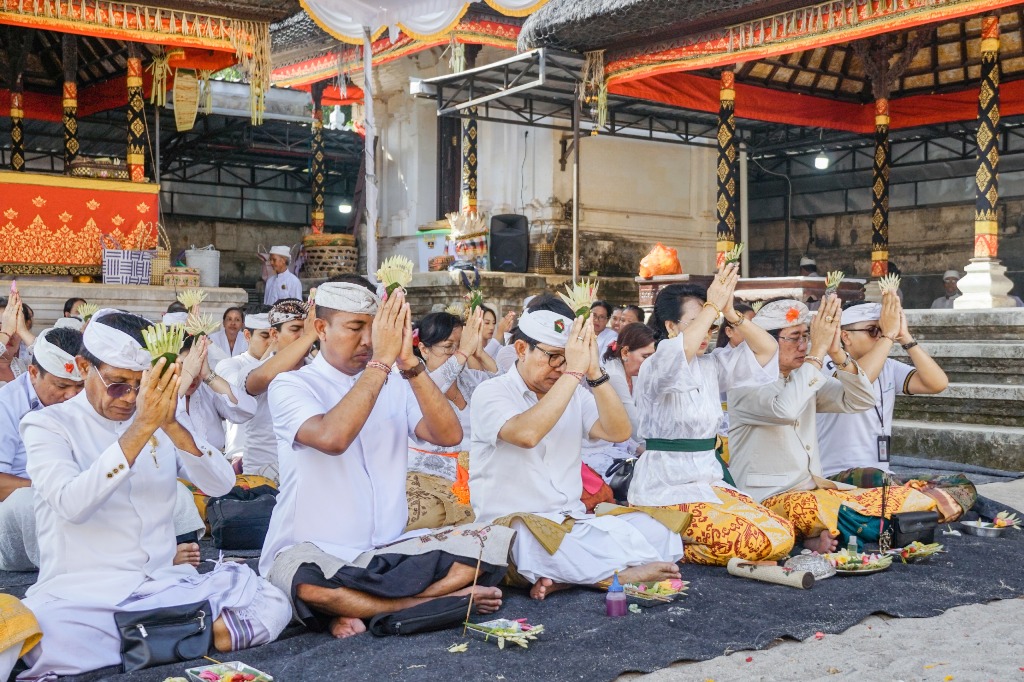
[739, 142, 749, 279]
[572, 86, 580, 282]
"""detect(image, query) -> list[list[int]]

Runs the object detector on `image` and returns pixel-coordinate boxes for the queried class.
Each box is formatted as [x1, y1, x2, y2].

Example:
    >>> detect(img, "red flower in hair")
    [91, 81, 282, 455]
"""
[785, 307, 801, 323]
[412, 329, 421, 346]
[64, 362, 75, 373]
[609, 341, 618, 351]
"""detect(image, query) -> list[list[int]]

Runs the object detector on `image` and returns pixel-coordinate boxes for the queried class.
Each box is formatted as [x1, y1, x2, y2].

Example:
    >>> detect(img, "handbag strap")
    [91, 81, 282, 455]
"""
[100, 234, 122, 251]
[156, 222, 171, 251]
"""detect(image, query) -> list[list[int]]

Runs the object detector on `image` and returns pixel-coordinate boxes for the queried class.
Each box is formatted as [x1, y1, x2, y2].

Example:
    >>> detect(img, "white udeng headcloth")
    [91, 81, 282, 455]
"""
[82, 309, 151, 371]
[518, 309, 573, 348]
[841, 303, 882, 327]
[162, 312, 188, 326]
[752, 299, 810, 331]
[314, 282, 380, 315]
[244, 313, 271, 330]
[33, 328, 83, 381]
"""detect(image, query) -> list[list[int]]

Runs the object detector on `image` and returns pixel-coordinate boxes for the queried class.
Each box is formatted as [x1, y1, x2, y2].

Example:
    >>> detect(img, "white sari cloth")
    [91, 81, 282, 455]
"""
[17, 392, 289, 679]
[630, 336, 778, 507]
[470, 365, 683, 584]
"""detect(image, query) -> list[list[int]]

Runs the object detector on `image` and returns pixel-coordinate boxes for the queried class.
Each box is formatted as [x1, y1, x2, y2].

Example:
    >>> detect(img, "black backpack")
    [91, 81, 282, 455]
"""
[205, 485, 278, 550]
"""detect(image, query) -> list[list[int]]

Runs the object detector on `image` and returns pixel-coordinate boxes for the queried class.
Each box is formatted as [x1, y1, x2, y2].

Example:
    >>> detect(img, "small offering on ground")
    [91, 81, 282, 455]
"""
[823, 549, 893, 574]
[464, 618, 545, 650]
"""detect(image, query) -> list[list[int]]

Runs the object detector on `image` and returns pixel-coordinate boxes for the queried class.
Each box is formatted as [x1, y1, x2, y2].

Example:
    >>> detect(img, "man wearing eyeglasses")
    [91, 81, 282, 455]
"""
[17, 309, 291, 677]
[0, 327, 83, 572]
[728, 295, 937, 553]
[470, 296, 684, 601]
[817, 300, 966, 520]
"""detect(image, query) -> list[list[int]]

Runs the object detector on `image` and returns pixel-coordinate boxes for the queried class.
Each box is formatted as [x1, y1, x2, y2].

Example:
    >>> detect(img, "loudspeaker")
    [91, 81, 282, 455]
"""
[489, 214, 529, 273]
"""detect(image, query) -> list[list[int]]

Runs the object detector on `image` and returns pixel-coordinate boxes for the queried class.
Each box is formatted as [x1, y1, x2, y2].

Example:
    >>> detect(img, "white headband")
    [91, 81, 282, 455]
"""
[162, 312, 188, 326]
[244, 313, 270, 330]
[753, 299, 810, 331]
[82, 309, 152, 372]
[841, 303, 882, 327]
[34, 329, 83, 381]
[53, 317, 83, 331]
[518, 309, 573, 348]
[314, 282, 380, 315]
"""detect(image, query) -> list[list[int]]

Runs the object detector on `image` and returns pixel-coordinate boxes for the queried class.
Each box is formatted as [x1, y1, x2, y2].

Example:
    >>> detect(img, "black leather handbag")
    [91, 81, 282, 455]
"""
[605, 458, 636, 504]
[891, 511, 939, 547]
[368, 595, 470, 636]
[114, 600, 213, 672]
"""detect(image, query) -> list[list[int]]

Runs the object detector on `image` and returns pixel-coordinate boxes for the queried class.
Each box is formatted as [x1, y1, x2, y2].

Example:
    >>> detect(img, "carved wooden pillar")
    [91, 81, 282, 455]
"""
[310, 82, 327, 234]
[63, 34, 80, 168]
[715, 70, 738, 268]
[126, 44, 147, 182]
[870, 97, 890, 277]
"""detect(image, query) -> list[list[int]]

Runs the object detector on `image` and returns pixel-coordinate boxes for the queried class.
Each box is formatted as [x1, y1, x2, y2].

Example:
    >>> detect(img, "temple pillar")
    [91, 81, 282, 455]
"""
[459, 45, 482, 216]
[870, 97, 890, 278]
[956, 16, 1015, 308]
[310, 82, 327, 234]
[715, 70, 738, 268]
[10, 87, 24, 172]
[62, 34, 79, 168]
[126, 46, 147, 183]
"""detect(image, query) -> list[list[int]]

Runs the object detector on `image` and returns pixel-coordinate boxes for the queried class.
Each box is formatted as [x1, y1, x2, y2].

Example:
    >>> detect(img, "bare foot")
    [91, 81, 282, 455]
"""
[528, 578, 571, 601]
[173, 542, 201, 568]
[329, 616, 367, 639]
[617, 562, 682, 585]
[803, 530, 839, 554]
[452, 585, 503, 613]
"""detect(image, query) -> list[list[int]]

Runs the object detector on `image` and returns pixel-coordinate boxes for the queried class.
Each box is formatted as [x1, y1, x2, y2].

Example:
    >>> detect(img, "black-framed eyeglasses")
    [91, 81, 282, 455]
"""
[845, 326, 883, 339]
[94, 369, 141, 400]
[533, 345, 567, 369]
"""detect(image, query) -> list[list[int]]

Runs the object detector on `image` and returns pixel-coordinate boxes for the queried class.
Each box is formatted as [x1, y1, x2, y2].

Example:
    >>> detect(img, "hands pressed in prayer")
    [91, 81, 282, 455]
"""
[564, 315, 594, 375]
[0, 294, 17, 340]
[707, 262, 740, 313]
[896, 307, 912, 345]
[303, 291, 318, 341]
[496, 310, 517, 341]
[371, 288, 406, 367]
[879, 291, 902, 341]
[809, 294, 841, 362]
[397, 298, 420, 371]
[585, 316, 603, 381]
[459, 308, 484, 360]
[179, 337, 207, 390]
[135, 359, 181, 436]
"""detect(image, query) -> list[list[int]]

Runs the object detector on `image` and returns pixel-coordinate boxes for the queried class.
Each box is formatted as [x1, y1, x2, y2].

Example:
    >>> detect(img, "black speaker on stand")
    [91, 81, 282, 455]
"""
[489, 214, 529, 273]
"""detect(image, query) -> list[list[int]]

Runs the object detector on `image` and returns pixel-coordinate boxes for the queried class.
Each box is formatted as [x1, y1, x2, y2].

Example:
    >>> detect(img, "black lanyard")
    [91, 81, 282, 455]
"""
[873, 377, 885, 430]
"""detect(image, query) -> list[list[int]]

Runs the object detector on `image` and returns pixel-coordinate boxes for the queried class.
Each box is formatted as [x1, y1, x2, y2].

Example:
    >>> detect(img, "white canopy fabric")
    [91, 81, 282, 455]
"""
[300, 0, 546, 44]
[298, 0, 547, 280]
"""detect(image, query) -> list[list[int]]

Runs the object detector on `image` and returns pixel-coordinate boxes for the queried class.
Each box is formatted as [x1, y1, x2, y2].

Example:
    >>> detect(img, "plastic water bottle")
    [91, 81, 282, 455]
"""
[606, 572, 627, 617]
[847, 534, 859, 554]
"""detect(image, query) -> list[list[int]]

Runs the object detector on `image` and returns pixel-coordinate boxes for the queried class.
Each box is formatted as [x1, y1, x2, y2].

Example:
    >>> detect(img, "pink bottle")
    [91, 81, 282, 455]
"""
[606, 572, 627, 617]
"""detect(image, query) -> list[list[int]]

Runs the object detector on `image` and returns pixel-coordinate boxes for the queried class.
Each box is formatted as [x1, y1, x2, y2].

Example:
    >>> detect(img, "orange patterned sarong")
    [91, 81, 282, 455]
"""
[664, 487, 796, 566]
[763, 486, 936, 540]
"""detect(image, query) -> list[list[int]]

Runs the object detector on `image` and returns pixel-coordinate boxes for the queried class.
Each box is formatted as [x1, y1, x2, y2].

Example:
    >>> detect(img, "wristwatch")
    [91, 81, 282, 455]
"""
[399, 360, 427, 380]
[835, 351, 853, 369]
[586, 370, 611, 388]
[203, 371, 219, 386]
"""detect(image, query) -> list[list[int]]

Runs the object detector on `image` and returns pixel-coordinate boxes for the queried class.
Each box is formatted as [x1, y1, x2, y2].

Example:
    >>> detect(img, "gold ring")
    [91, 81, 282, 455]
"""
[576, 336, 584, 341]
[719, 278, 727, 284]
[825, 315, 834, 323]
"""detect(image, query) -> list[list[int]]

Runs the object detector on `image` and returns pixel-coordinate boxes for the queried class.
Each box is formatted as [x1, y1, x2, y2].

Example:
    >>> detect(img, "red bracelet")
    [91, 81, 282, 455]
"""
[564, 371, 585, 383]
[454, 350, 469, 363]
[365, 361, 392, 383]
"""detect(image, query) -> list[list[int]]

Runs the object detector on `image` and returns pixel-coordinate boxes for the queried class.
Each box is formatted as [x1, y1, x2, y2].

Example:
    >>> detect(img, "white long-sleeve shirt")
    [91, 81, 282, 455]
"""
[263, 270, 302, 305]
[629, 336, 778, 506]
[178, 382, 258, 453]
[20, 391, 235, 605]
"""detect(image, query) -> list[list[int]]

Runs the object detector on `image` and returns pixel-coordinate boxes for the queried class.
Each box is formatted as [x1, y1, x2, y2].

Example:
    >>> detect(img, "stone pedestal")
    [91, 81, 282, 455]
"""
[954, 257, 1016, 309]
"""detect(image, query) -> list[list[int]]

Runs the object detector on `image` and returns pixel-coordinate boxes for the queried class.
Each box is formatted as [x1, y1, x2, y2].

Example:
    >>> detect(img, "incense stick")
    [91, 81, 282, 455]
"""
[461, 543, 485, 637]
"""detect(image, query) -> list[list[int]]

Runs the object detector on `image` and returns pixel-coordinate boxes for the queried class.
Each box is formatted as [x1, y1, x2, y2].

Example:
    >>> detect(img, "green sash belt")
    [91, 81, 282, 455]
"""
[644, 437, 735, 487]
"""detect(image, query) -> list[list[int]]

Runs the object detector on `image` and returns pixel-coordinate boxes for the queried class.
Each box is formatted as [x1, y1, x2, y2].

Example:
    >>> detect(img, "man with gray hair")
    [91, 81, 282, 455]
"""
[264, 245, 303, 305]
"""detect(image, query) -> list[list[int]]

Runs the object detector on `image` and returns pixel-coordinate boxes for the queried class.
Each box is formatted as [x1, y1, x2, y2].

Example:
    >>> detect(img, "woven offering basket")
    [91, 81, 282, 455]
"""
[303, 244, 358, 278]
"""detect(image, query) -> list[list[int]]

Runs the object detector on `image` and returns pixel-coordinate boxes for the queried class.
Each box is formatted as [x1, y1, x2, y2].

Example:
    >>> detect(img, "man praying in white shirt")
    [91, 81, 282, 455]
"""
[470, 297, 684, 601]
[261, 278, 515, 640]
[18, 309, 290, 678]
[218, 306, 273, 465]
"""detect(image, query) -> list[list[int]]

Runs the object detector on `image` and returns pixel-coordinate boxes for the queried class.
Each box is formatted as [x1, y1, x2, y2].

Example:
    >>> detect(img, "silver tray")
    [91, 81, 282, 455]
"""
[959, 520, 1009, 538]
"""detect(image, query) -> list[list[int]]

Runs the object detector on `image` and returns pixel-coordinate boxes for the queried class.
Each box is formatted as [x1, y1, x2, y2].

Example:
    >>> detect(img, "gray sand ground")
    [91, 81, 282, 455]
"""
[627, 478, 1024, 682]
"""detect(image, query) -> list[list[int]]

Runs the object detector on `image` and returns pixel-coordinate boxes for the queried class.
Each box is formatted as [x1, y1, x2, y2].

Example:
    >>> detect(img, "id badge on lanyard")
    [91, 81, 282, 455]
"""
[877, 435, 890, 463]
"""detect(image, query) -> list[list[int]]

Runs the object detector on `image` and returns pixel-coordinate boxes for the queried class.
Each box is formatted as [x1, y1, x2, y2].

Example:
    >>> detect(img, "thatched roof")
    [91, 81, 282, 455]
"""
[272, 11, 335, 59]
[518, 0, 806, 53]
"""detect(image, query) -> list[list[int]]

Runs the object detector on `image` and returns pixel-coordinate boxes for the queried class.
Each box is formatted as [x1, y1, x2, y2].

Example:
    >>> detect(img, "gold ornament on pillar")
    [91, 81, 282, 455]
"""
[715, 70, 738, 269]
[870, 97, 890, 277]
[974, 16, 1001, 259]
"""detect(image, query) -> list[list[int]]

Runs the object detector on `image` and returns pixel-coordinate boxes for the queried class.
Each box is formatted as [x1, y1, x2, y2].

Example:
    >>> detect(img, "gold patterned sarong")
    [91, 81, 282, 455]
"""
[763, 485, 936, 539]
[655, 487, 795, 566]
[0, 593, 41, 657]
[405, 472, 475, 532]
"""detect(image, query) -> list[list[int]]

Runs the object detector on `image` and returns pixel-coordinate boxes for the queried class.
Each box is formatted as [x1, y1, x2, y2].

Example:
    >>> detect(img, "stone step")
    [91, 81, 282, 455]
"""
[892, 342, 1024, 385]
[892, 419, 1024, 471]
[903, 308, 1024, 341]
[895, 383, 1024, 427]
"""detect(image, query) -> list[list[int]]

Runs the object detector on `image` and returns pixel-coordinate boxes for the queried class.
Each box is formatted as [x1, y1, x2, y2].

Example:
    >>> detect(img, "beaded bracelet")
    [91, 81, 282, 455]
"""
[564, 371, 585, 383]
[365, 361, 392, 383]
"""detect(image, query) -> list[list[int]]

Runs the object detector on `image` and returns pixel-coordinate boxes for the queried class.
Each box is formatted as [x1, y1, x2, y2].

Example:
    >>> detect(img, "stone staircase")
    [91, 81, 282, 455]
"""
[892, 308, 1024, 471]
